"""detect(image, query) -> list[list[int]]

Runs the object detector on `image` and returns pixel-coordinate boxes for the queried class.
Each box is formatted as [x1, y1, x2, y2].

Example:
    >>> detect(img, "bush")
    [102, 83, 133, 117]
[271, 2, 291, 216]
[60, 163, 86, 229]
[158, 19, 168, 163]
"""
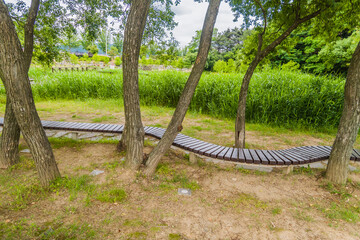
[87, 44, 99, 54]
[114, 57, 121, 66]
[281, 60, 300, 71]
[69, 54, 79, 64]
[213, 60, 227, 72]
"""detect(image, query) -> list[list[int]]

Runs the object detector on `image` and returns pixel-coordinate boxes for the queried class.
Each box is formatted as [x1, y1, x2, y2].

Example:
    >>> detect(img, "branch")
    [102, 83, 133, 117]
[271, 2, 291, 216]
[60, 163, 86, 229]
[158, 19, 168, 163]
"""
[253, 0, 267, 55]
[260, 8, 322, 59]
[23, 0, 40, 72]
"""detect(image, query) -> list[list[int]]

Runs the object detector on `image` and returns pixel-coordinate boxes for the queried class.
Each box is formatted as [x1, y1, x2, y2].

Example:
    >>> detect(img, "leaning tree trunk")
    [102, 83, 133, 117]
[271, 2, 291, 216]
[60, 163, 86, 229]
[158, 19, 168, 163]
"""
[0, 0, 39, 168]
[325, 42, 360, 185]
[144, 0, 221, 176]
[0, 1, 60, 186]
[233, 10, 322, 148]
[121, 0, 151, 169]
[0, 97, 20, 167]
[235, 58, 261, 148]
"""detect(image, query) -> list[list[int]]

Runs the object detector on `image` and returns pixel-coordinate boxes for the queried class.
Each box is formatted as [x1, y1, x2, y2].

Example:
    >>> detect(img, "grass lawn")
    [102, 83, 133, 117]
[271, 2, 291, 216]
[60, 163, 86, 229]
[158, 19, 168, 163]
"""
[1, 98, 360, 239]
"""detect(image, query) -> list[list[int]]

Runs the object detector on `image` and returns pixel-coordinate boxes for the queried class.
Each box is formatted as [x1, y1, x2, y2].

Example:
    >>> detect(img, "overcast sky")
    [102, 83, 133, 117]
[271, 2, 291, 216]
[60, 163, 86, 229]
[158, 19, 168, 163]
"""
[171, 0, 241, 47]
[6, 0, 241, 47]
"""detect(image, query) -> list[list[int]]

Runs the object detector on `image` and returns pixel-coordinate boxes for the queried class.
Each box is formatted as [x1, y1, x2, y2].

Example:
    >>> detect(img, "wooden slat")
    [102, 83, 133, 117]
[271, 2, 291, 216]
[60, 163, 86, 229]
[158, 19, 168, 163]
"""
[267, 150, 285, 165]
[353, 149, 360, 160]
[181, 139, 208, 151]
[297, 147, 327, 162]
[238, 148, 245, 162]
[224, 148, 234, 160]
[203, 145, 223, 157]
[310, 146, 333, 159]
[243, 149, 253, 164]
[193, 142, 215, 154]
[254, 150, 269, 165]
[271, 150, 293, 165]
[248, 149, 261, 164]
[283, 148, 311, 163]
[277, 149, 303, 164]
[209, 146, 226, 158]
[261, 150, 277, 165]
[231, 148, 241, 162]
[217, 147, 231, 159]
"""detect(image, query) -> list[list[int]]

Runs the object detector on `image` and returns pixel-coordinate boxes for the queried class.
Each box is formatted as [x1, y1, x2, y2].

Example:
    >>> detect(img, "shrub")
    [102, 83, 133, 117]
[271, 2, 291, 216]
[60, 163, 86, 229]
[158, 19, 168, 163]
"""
[114, 57, 121, 66]
[69, 54, 79, 64]
[213, 60, 227, 72]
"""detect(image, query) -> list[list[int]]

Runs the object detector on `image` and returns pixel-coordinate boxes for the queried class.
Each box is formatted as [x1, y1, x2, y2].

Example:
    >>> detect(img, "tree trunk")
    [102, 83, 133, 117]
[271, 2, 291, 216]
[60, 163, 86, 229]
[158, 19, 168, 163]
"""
[235, 58, 260, 148]
[325, 42, 360, 185]
[121, 0, 151, 169]
[233, 9, 322, 148]
[0, 0, 39, 168]
[143, 0, 221, 176]
[0, 97, 20, 167]
[0, 2, 60, 186]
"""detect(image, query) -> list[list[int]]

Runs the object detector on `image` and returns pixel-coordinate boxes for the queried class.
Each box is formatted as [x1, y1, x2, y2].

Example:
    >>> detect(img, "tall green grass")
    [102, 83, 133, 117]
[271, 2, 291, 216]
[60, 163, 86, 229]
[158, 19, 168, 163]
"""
[26, 68, 345, 128]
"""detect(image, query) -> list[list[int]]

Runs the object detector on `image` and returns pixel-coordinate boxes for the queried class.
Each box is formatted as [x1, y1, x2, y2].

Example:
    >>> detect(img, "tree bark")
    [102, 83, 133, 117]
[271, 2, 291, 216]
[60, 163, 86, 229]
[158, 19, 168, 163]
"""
[234, 9, 322, 148]
[0, 97, 20, 167]
[121, 0, 151, 169]
[0, 1, 60, 186]
[0, 0, 40, 168]
[325, 42, 360, 185]
[235, 58, 260, 148]
[144, 0, 221, 176]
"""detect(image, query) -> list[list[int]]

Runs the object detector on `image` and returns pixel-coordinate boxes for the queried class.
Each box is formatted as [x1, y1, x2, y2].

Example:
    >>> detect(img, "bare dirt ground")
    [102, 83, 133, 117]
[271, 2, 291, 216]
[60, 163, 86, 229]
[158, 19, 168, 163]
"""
[1, 140, 360, 240]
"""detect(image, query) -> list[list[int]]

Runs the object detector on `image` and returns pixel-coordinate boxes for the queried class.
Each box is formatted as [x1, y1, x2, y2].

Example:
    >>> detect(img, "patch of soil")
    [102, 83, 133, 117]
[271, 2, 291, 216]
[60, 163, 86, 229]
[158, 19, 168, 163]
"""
[2, 143, 360, 240]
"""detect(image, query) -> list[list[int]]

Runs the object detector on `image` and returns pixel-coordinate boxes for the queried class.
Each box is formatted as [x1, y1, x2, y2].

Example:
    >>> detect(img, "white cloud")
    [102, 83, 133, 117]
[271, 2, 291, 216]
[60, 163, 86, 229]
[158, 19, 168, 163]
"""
[171, 0, 242, 47]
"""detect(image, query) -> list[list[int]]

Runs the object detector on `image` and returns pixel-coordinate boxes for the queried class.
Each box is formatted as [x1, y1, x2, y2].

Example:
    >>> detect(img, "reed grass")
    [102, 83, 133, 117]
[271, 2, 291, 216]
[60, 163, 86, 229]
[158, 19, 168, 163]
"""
[26, 67, 345, 129]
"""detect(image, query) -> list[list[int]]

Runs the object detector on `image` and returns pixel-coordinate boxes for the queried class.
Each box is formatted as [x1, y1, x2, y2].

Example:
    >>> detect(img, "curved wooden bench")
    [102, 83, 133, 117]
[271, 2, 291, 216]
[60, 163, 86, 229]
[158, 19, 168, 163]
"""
[1, 118, 359, 165]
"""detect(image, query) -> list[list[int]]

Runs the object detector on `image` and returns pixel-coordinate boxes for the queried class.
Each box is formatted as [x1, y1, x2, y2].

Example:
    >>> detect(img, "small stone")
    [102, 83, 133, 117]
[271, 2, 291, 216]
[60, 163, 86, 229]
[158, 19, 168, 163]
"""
[90, 170, 104, 176]
[20, 149, 30, 153]
[178, 188, 191, 196]
[120, 157, 125, 162]
[232, 178, 237, 181]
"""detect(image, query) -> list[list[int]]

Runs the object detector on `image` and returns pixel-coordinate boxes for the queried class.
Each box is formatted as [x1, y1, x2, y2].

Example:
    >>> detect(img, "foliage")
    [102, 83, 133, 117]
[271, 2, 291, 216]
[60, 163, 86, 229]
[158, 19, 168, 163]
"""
[27, 69, 345, 129]
[79, 53, 91, 62]
[87, 44, 99, 55]
[112, 32, 123, 54]
[97, 29, 110, 53]
[271, 29, 360, 76]
[108, 46, 119, 58]
[114, 57, 122, 66]
[92, 54, 110, 63]
[60, 22, 80, 51]
[69, 54, 79, 64]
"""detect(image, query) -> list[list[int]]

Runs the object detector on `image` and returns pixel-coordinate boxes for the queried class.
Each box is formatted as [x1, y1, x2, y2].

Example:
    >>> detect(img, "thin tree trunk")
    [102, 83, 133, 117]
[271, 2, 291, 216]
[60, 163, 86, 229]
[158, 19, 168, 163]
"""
[0, 1, 60, 186]
[0, 0, 39, 168]
[235, 58, 260, 148]
[144, 0, 221, 176]
[325, 42, 360, 185]
[121, 0, 151, 169]
[0, 97, 20, 167]
[234, 9, 322, 148]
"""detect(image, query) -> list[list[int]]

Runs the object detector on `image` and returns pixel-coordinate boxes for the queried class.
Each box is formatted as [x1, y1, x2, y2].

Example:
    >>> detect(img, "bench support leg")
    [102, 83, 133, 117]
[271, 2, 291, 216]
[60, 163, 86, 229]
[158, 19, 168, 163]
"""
[189, 152, 197, 164]
[69, 132, 78, 140]
[284, 165, 294, 174]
